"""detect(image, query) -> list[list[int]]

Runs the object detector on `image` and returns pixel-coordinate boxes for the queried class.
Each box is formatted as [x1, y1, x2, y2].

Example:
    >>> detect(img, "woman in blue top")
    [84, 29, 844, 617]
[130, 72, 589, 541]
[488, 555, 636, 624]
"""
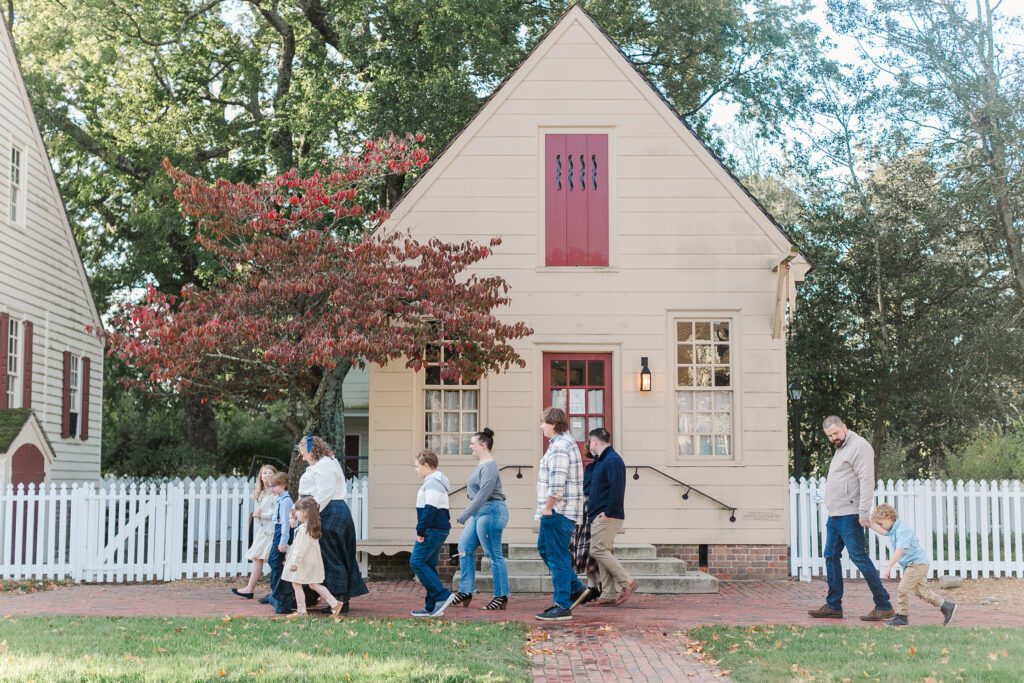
[450, 428, 510, 610]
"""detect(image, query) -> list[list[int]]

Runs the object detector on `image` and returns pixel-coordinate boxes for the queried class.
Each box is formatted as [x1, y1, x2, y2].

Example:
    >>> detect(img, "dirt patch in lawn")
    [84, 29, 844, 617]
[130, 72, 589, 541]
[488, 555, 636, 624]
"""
[942, 577, 1024, 614]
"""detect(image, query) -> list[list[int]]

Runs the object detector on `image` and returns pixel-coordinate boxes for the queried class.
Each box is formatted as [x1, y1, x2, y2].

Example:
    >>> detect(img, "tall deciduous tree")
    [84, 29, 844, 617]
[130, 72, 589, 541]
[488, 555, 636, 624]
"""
[105, 137, 532, 484]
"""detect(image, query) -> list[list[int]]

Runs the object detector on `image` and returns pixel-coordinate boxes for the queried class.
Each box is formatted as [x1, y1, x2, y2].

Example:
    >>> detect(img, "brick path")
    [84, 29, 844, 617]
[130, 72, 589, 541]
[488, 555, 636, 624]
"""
[3, 578, 1021, 681]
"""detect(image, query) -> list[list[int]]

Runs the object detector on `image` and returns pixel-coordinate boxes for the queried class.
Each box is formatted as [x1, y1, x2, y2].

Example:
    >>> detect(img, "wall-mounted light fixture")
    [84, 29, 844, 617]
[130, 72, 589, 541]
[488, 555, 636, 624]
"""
[640, 356, 652, 392]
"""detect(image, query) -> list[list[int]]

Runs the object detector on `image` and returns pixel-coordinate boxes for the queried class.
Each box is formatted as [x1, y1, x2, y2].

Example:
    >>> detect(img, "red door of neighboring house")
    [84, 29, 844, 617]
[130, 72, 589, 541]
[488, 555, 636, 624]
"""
[10, 444, 45, 564]
[542, 353, 612, 455]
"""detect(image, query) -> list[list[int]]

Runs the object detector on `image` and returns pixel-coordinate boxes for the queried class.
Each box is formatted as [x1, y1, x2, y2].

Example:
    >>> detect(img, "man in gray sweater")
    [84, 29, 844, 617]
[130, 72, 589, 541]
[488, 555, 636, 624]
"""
[808, 416, 895, 621]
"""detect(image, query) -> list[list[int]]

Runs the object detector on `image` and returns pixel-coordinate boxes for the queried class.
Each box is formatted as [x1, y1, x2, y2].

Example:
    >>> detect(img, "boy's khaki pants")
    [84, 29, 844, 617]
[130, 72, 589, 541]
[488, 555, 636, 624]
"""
[896, 562, 944, 615]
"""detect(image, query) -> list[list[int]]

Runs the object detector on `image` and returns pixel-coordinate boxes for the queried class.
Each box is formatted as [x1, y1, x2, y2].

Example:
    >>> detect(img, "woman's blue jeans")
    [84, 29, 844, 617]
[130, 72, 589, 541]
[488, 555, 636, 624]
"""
[457, 500, 510, 597]
[824, 514, 892, 612]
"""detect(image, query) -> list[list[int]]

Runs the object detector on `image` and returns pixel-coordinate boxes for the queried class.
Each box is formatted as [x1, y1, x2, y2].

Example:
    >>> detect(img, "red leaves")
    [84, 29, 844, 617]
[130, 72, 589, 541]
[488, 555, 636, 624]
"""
[108, 135, 530, 408]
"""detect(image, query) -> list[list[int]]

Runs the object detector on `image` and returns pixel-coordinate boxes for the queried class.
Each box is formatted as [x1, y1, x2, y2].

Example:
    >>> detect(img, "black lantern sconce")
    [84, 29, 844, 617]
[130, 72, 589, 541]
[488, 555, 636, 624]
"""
[640, 356, 652, 392]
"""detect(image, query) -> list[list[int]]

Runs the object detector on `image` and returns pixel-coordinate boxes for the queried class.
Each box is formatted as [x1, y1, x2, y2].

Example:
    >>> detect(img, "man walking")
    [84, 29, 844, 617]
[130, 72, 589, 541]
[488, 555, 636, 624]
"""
[808, 416, 894, 621]
[586, 428, 637, 606]
[534, 407, 586, 621]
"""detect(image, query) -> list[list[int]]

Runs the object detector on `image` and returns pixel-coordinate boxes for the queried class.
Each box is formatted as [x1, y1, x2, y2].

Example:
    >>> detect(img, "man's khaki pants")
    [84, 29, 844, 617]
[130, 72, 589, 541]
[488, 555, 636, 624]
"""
[897, 562, 943, 616]
[589, 515, 633, 594]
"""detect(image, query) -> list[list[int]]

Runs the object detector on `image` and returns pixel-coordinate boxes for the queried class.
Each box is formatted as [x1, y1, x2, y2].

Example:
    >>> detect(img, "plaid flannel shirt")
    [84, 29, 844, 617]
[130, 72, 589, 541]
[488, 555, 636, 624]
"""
[535, 431, 584, 523]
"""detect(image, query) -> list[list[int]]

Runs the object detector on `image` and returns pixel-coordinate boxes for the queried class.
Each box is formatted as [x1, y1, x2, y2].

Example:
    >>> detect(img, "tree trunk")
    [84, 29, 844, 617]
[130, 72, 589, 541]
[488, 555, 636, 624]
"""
[320, 363, 350, 463]
[182, 392, 218, 469]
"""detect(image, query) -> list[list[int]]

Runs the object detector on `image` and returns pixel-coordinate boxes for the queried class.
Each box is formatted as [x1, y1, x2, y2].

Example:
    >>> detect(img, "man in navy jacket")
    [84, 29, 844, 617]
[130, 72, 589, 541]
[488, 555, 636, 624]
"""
[586, 428, 637, 605]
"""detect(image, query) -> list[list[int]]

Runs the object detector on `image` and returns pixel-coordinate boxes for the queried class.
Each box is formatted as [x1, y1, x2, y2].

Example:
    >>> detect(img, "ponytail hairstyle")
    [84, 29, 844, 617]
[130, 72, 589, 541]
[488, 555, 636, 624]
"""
[294, 497, 322, 539]
[301, 434, 336, 462]
[253, 464, 279, 501]
[473, 428, 495, 451]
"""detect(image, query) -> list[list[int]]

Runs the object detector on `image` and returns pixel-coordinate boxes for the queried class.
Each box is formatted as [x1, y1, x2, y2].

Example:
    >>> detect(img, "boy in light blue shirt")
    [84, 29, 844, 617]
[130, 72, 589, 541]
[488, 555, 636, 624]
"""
[868, 504, 956, 626]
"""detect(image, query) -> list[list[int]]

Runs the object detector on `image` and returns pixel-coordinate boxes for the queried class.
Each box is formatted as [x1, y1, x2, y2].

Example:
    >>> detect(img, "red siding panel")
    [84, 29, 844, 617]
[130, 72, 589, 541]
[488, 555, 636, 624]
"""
[61, 351, 71, 439]
[544, 134, 568, 266]
[565, 135, 590, 266]
[586, 134, 609, 266]
[0, 312, 8, 411]
[22, 321, 32, 409]
[80, 356, 90, 440]
[544, 134, 609, 267]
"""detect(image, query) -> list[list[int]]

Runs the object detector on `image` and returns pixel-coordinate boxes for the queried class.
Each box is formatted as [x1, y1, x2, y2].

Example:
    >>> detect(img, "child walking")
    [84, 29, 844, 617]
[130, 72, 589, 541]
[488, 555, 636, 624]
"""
[282, 498, 344, 615]
[868, 504, 957, 626]
[232, 464, 278, 599]
[260, 472, 293, 605]
[410, 449, 457, 618]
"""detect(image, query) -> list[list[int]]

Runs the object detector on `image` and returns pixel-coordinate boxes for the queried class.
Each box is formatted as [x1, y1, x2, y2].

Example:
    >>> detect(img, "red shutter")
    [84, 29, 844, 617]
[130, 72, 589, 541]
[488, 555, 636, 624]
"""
[544, 134, 568, 266]
[61, 351, 71, 438]
[585, 134, 609, 266]
[544, 134, 608, 267]
[80, 356, 90, 440]
[0, 312, 8, 410]
[22, 320, 33, 409]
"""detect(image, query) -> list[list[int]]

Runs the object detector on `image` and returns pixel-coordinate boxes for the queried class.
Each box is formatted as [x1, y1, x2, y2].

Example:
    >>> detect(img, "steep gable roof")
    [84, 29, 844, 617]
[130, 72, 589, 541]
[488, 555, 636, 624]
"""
[387, 4, 809, 270]
[0, 20, 103, 331]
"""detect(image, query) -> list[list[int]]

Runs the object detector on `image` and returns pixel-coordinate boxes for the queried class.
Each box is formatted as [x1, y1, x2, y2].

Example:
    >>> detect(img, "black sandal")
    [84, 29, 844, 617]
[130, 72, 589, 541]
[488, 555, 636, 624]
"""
[450, 592, 473, 607]
[482, 595, 508, 611]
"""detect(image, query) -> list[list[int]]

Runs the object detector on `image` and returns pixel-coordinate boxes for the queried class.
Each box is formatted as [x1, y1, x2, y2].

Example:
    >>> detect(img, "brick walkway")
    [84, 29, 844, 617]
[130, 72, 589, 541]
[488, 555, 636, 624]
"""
[3, 579, 1021, 681]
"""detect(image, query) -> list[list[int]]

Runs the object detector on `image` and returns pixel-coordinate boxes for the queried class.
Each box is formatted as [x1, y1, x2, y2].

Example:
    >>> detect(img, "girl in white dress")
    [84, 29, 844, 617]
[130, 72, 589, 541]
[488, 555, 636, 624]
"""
[283, 497, 344, 615]
[233, 465, 278, 599]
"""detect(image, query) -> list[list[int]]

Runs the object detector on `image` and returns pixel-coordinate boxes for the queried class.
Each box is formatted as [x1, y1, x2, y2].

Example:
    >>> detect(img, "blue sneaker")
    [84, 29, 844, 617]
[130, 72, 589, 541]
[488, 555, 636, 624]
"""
[411, 608, 432, 618]
[429, 593, 458, 617]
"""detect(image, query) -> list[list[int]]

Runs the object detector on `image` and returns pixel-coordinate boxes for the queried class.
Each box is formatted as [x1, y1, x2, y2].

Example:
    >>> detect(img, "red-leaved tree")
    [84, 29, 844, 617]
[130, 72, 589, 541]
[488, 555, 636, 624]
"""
[106, 135, 532, 481]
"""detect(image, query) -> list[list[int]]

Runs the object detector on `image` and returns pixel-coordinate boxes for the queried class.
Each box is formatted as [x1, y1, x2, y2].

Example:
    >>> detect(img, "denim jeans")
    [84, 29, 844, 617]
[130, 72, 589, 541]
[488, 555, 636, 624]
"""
[410, 528, 451, 610]
[458, 500, 510, 597]
[268, 524, 285, 595]
[537, 511, 584, 608]
[824, 514, 892, 611]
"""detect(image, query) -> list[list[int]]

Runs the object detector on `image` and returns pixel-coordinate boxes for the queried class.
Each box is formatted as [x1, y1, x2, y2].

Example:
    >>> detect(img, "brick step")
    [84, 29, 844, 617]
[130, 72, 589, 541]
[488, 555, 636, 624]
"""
[481, 557, 689, 576]
[453, 571, 718, 594]
[506, 543, 657, 560]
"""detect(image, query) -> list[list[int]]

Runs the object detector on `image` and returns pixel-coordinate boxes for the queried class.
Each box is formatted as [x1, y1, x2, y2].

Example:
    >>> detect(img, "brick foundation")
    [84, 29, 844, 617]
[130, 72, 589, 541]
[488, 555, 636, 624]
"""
[655, 544, 788, 580]
[367, 543, 483, 583]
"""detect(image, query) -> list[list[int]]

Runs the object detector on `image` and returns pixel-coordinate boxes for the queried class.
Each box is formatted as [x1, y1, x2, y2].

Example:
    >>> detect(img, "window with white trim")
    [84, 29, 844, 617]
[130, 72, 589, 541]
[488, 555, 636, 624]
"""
[675, 320, 733, 457]
[6, 316, 19, 408]
[423, 342, 479, 456]
[9, 147, 23, 225]
[69, 354, 81, 437]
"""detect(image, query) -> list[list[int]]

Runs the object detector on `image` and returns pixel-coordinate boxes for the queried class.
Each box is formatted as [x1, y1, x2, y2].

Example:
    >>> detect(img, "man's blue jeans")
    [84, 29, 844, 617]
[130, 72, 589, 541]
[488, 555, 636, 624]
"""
[268, 524, 286, 595]
[824, 514, 892, 612]
[537, 511, 584, 609]
[458, 500, 510, 597]
[410, 528, 451, 611]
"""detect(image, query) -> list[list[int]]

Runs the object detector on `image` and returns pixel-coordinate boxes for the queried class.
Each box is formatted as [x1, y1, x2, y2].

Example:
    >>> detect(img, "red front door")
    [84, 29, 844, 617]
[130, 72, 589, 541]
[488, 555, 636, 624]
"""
[542, 353, 611, 452]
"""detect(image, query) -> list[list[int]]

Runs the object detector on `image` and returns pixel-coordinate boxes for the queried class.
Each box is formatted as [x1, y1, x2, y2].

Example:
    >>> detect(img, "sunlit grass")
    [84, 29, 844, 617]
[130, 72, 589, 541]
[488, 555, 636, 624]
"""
[687, 624, 1024, 682]
[0, 615, 529, 681]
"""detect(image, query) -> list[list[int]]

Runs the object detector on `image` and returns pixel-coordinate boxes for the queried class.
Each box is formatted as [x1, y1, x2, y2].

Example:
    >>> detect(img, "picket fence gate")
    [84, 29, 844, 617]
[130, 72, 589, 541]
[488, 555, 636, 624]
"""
[790, 477, 1024, 580]
[0, 476, 369, 582]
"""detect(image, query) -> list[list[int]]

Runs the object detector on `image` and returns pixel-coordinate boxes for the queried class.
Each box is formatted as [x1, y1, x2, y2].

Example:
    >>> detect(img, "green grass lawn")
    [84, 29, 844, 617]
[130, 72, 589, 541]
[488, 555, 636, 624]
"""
[0, 615, 529, 682]
[688, 624, 1024, 682]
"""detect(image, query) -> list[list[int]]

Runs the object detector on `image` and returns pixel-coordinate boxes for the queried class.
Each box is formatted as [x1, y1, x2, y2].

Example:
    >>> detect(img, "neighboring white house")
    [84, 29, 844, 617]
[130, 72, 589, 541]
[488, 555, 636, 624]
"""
[0, 21, 103, 488]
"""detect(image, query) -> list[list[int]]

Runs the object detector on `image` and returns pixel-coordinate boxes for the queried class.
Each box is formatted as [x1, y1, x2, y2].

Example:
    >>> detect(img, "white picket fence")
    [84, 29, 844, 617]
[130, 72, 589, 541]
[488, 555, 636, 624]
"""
[0, 476, 369, 582]
[790, 477, 1024, 580]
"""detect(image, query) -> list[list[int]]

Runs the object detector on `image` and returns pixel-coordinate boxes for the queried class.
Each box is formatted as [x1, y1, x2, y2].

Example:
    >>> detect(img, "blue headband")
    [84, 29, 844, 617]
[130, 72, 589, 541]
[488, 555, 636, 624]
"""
[306, 435, 313, 452]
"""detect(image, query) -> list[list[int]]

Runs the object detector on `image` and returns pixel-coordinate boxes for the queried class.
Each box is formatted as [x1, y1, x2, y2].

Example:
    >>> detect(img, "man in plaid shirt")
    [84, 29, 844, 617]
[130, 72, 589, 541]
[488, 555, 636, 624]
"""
[534, 407, 587, 621]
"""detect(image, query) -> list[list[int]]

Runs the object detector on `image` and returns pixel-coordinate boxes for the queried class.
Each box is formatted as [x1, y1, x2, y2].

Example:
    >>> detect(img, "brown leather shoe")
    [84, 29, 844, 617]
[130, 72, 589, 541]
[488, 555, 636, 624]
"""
[807, 604, 844, 618]
[860, 608, 896, 622]
[594, 597, 618, 606]
[615, 581, 639, 605]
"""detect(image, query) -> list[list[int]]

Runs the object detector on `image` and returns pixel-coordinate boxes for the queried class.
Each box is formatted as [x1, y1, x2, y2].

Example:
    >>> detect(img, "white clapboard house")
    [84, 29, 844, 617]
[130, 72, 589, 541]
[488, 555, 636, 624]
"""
[0, 21, 103, 489]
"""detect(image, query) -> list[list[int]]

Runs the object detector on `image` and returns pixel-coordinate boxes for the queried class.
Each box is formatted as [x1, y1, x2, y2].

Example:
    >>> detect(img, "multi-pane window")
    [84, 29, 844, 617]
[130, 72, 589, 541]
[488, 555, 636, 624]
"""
[423, 343, 479, 456]
[675, 320, 732, 457]
[545, 355, 609, 445]
[9, 147, 22, 224]
[6, 317, 18, 408]
[69, 355, 80, 437]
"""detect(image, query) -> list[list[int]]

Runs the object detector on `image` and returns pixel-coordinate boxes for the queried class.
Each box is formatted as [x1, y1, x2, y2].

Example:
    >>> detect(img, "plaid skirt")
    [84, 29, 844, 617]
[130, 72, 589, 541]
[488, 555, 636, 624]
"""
[569, 503, 592, 573]
[269, 499, 369, 613]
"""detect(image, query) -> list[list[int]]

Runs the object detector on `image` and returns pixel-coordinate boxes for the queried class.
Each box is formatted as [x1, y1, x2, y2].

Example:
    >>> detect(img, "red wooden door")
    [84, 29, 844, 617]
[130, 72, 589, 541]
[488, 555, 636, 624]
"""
[11, 444, 45, 564]
[542, 353, 611, 453]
